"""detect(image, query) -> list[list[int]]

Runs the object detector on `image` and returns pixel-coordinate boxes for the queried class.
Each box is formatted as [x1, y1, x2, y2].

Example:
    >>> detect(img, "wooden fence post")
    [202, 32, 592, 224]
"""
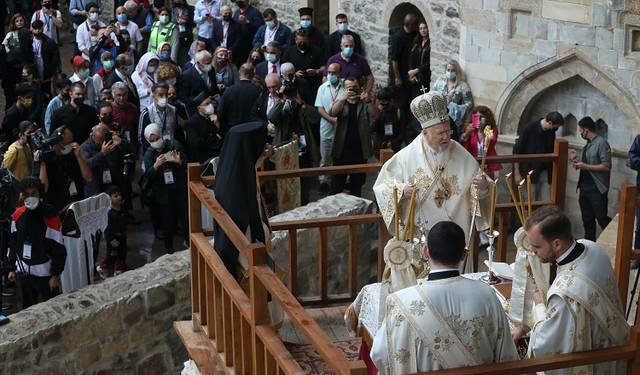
[250, 242, 269, 375]
[187, 163, 202, 328]
[616, 183, 637, 308]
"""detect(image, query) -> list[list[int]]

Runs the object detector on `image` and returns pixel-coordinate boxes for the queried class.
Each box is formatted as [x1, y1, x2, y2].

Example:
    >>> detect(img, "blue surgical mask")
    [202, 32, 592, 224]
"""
[81, 68, 91, 78]
[343, 47, 354, 57]
[480, 117, 486, 126]
[266, 20, 275, 28]
[125, 65, 134, 76]
[265, 53, 277, 63]
[338, 23, 348, 32]
[103, 60, 115, 70]
[445, 72, 456, 80]
[161, 52, 170, 61]
[117, 14, 127, 23]
[327, 74, 338, 84]
[300, 20, 311, 28]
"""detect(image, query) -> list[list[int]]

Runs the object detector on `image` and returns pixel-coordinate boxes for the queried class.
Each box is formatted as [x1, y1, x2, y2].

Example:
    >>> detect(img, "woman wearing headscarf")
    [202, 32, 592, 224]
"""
[181, 40, 205, 72]
[143, 123, 189, 254]
[212, 46, 238, 93]
[132, 52, 160, 109]
[156, 41, 181, 71]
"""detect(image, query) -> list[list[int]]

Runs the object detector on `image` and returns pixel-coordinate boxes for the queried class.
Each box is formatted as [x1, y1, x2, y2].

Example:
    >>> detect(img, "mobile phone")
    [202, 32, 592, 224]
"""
[0, 315, 9, 326]
[105, 132, 113, 143]
[472, 113, 480, 128]
[165, 151, 174, 162]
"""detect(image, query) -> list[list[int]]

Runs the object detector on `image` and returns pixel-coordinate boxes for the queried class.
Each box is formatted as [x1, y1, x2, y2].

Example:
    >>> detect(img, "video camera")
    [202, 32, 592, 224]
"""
[30, 129, 63, 163]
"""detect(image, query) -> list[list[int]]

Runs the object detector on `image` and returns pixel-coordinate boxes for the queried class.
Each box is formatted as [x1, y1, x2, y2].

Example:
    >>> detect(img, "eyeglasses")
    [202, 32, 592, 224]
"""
[431, 129, 453, 138]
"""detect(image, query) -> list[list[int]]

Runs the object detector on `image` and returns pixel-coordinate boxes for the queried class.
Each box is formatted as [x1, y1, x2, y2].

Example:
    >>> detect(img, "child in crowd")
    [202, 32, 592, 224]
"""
[96, 186, 128, 278]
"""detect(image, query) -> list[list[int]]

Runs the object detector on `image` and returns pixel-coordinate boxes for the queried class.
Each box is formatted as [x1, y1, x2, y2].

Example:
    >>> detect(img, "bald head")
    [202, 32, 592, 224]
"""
[239, 63, 255, 79]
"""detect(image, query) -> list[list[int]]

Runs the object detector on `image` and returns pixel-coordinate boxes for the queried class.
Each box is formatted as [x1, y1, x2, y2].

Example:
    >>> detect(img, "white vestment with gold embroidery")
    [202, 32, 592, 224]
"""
[373, 136, 492, 242]
[529, 240, 629, 375]
[370, 276, 519, 374]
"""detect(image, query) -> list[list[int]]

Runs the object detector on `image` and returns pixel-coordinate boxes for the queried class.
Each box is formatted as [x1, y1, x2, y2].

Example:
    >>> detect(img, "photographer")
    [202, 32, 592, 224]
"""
[268, 83, 320, 206]
[37, 126, 93, 211]
[143, 123, 189, 254]
[329, 76, 379, 197]
[8, 176, 67, 310]
[370, 86, 407, 160]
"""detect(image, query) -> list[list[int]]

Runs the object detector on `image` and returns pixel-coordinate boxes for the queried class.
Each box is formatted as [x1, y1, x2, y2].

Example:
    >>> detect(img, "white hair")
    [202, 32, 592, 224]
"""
[341, 34, 354, 45]
[280, 62, 295, 74]
[195, 50, 212, 63]
[124, 1, 138, 10]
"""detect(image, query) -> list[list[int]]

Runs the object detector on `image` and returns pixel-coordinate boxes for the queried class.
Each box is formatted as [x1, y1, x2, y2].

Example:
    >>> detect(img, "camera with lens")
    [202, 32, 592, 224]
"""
[30, 129, 63, 163]
[277, 84, 298, 98]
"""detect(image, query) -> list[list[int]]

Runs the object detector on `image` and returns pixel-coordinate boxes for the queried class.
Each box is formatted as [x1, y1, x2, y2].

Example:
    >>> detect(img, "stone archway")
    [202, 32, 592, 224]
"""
[495, 48, 640, 137]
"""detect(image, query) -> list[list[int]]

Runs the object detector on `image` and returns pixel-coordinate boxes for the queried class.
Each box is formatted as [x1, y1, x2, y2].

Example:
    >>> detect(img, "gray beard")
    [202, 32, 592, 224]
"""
[426, 143, 449, 167]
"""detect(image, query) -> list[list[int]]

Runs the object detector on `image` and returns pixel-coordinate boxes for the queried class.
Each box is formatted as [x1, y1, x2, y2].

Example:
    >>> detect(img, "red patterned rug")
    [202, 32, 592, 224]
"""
[285, 339, 362, 375]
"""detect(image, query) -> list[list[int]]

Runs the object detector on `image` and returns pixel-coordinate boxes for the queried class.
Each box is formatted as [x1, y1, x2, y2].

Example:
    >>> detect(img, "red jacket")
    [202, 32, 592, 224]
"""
[460, 128, 502, 176]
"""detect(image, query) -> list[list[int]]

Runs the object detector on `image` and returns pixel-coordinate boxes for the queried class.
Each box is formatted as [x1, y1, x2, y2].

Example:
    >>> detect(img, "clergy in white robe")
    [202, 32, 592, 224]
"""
[371, 221, 519, 374]
[524, 205, 629, 375]
[373, 91, 492, 249]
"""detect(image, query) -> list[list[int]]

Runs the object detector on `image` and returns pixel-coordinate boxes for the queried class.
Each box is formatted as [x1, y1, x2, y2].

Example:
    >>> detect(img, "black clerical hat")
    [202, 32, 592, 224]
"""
[298, 7, 313, 16]
[193, 91, 210, 106]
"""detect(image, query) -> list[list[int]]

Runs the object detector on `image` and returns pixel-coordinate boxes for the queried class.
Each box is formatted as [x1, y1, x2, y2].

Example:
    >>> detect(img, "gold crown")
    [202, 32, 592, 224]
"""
[410, 91, 449, 129]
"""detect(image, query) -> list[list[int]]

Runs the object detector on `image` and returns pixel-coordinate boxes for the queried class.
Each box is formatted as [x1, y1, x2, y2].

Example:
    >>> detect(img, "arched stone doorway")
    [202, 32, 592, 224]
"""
[385, 2, 427, 86]
[495, 48, 640, 149]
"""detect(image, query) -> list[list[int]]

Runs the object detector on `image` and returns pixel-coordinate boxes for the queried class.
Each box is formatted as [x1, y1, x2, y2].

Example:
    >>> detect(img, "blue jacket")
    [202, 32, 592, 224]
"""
[252, 22, 292, 52]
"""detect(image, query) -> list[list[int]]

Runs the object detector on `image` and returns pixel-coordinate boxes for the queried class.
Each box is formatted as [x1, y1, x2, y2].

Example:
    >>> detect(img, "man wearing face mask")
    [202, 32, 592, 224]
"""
[252, 8, 292, 54]
[254, 40, 282, 82]
[2, 84, 33, 143]
[139, 82, 184, 153]
[233, 0, 263, 65]
[292, 7, 324, 52]
[513, 111, 563, 203]
[45, 78, 71, 135]
[50, 82, 99, 144]
[111, 82, 140, 152]
[124, 0, 153, 52]
[30, 20, 61, 100]
[194, 0, 222, 51]
[80, 122, 125, 197]
[32, 0, 63, 44]
[212, 5, 242, 62]
[70, 56, 97, 106]
[186, 92, 222, 163]
[178, 50, 220, 116]
[7, 176, 67, 310]
[115, 5, 143, 53]
[217, 63, 262, 136]
[314, 63, 344, 194]
[37, 126, 93, 211]
[76, 2, 105, 61]
[370, 86, 407, 160]
[268, 83, 321, 206]
[325, 13, 363, 58]
[567, 117, 612, 241]
[324, 35, 374, 102]
[70, 0, 103, 32]
[282, 28, 325, 102]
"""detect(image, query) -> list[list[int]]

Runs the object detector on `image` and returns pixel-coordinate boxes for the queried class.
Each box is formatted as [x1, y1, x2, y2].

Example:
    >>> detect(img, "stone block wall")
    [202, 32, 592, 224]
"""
[0, 251, 192, 374]
[270, 193, 375, 298]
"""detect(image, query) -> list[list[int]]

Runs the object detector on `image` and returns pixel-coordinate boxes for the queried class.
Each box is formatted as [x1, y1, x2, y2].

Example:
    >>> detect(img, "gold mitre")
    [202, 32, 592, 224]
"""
[410, 91, 449, 129]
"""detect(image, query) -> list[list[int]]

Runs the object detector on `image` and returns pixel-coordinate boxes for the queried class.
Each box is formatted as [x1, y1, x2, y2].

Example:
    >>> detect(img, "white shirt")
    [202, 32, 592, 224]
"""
[117, 21, 143, 44]
[263, 22, 279, 46]
[194, 0, 222, 38]
[32, 38, 45, 80]
[267, 61, 280, 76]
[76, 19, 105, 60]
[267, 93, 278, 117]
[31, 9, 62, 42]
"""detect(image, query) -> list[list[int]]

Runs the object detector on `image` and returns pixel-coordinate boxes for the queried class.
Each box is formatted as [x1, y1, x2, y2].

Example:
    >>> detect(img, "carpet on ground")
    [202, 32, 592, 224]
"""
[284, 339, 362, 375]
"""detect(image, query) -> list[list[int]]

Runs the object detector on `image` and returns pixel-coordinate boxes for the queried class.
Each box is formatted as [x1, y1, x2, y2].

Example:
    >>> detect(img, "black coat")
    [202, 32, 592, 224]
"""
[211, 19, 242, 54]
[185, 113, 222, 163]
[177, 65, 220, 116]
[217, 80, 262, 136]
[143, 138, 188, 204]
[325, 30, 363, 58]
[40, 34, 62, 81]
[50, 103, 98, 144]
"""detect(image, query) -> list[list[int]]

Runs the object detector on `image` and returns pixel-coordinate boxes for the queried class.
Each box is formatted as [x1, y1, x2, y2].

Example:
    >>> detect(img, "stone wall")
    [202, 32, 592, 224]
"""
[0, 251, 191, 374]
[270, 193, 375, 298]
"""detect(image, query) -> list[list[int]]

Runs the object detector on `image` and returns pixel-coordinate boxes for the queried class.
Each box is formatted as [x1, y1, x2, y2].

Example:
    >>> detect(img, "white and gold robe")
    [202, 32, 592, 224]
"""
[370, 276, 519, 374]
[373, 136, 492, 242]
[529, 240, 629, 375]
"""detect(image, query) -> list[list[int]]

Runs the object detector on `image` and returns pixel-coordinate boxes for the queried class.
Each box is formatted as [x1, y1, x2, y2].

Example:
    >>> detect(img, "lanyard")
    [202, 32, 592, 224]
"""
[205, 0, 216, 19]
[329, 85, 341, 104]
[222, 22, 229, 41]
[41, 10, 51, 31]
[155, 106, 167, 132]
[267, 22, 279, 39]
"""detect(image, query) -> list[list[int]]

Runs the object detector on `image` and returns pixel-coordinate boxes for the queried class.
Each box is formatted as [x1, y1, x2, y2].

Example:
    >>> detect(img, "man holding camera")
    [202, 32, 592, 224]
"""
[329, 77, 379, 197]
[80, 124, 124, 197]
[268, 83, 320, 206]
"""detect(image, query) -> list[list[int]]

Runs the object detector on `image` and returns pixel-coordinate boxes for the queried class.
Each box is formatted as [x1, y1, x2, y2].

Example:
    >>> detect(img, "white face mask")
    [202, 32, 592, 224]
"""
[61, 143, 73, 155]
[147, 65, 157, 74]
[283, 99, 292, 111]
[24, 197, 40, 210]
[157, 98, 167, 108]
[89, 12, 99, 21]
[150, 139, 164, 151]
[159, 15, 169, 24]
[203, 103, 215, 115]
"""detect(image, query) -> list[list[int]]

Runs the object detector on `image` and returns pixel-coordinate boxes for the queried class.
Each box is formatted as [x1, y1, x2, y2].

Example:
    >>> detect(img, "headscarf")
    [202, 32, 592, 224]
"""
[144, 123, 162, 142]
[136, 52, 160, 74]
[156, 41, 171, 58]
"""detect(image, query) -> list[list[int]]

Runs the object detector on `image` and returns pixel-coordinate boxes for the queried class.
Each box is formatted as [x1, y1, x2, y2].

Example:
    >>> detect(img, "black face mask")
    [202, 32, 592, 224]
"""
[250, 58, 260, 66]
[43, 2, 52, 8]
[73, 97, 84, 106]
[236, 1, 245, 8]
[33, 32, 43, 39]
[21, 75, 28, 82]
[297, 42, 308, 51]
[168, 96, 177, 106]
[173, 1, 182, 6]
[101, 113, 114, 125]
[61, 93, 70, 101]
[26, 135, 32, 145]
[223, 14, 232, 22]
